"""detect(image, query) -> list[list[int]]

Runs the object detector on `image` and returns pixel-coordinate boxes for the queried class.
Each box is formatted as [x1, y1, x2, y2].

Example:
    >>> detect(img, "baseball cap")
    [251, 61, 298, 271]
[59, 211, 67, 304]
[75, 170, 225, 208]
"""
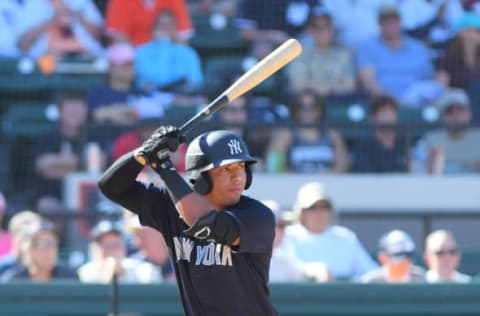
[294, 182, 330, 212]
[107, 43, 135, 65]
[90, 220, 123, 241]
[436, 88, 470, 112]
[379, 229, 415, 259]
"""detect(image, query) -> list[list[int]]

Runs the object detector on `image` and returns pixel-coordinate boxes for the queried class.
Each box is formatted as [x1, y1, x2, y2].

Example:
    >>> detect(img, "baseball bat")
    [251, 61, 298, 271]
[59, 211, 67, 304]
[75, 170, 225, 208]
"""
[135, 38, 302, 166]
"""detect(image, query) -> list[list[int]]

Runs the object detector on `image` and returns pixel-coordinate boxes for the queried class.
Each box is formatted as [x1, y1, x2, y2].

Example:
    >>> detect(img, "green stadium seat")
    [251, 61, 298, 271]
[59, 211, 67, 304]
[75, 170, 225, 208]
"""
[2, 102, 54, 137]
[190, 13, 246, 56]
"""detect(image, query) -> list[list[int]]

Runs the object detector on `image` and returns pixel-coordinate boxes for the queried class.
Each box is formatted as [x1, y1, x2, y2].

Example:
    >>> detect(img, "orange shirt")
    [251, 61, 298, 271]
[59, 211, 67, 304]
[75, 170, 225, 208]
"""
[106, 0, 193, 46]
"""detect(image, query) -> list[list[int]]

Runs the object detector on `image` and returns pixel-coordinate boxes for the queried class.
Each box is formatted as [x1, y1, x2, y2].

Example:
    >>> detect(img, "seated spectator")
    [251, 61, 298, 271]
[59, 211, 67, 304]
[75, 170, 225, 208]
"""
[357, 4, 442, 107]
[421, 88, 480, 173]
[266, 89, 349, 173]
[287, 6, 357, 97]
[436, 12, 480, 89]
[235, 0, 317, 46]
[360, 229, 425, 283]
[424, 229, 471, 283]
[0, 211, 42, 278]
[0, 193, 11, 259]
[352, 95, 410, 173]
[78, 220, 161, 283]
[106, 0, 193, 45]
[281, 182, 377, 280]
[266, 199, 330, 283]
[2, 220, 78, 282]
[398, 0, 464, 50]
[124, 213, 175, 282]
[135, 9, 203, 93]
[16, 0, 104, 59]
[33, 91, 107, 213]
[321, 0, 380, 50]
[87, 42, 144, 126]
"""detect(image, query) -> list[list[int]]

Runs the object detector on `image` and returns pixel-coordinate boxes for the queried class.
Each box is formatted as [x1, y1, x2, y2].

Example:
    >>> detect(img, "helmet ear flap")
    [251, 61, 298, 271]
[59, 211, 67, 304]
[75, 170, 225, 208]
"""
[244, 164, 253, 190]
[193, 172, 212, 195]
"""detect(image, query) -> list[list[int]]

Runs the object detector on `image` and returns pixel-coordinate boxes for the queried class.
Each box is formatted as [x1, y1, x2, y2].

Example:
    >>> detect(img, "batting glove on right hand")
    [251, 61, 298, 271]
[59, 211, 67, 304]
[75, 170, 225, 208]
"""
[136, 125, 186, 168]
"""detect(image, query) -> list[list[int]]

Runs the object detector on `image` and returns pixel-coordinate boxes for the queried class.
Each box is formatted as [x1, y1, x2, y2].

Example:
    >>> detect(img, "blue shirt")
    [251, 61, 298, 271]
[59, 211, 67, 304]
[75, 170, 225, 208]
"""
[357, 35, 434, 100]
[135, 39, 203, 91]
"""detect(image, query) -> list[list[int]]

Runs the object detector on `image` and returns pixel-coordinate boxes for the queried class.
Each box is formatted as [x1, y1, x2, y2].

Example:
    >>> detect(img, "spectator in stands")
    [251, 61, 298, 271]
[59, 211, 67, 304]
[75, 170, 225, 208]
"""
[78, 220, 161, 283]
[135, 9, 203, 93]
[16, 0, 104, 59]
[424, 229, 471, 283]
[287, 6, 357, 97]
[266, 89, 349, 173]
[235, 0, 317, 45]
[436, 12, 480, 89]
[105, 0, 193, 45]
[87, 42, 144, 126]
[124, 213, 175, 282]
[360, 229, 425, 283]
[352, 95, 410, 173]
[0, 211, 42, 278]
[2, 220, 78, 282]
[266, 199, 331, 283]
[0, 193, 11, 260]
[396, 0, 464, 50]
[357, 4, 442, 107]
[320, 0, 381, 50]
[422, 88, 480, 173]
[33, 91, 107, 213]
[281, 182, 377, 281]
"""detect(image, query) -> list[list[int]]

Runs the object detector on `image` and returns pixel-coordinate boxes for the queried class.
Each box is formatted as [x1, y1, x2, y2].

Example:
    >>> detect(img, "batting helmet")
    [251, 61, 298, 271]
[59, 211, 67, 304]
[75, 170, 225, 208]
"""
[186, 130, 257, 194]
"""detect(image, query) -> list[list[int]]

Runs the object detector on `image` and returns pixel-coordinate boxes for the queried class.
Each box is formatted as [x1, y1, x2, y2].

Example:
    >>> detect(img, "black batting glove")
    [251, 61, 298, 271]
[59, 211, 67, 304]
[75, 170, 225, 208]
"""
[138, 125, 186, 169]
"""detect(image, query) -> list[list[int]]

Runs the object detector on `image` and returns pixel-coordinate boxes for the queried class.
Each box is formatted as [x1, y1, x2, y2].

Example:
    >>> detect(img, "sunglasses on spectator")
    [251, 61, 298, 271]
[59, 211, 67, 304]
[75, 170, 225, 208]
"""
[99, 240, 124, 250]
[434, 248, 459, 256]
[32, 238, 58, 249]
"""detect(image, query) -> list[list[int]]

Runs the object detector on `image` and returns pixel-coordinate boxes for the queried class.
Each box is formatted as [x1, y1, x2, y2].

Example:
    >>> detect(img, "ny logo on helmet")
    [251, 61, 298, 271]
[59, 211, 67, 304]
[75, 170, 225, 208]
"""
[227, 139, 243, 155]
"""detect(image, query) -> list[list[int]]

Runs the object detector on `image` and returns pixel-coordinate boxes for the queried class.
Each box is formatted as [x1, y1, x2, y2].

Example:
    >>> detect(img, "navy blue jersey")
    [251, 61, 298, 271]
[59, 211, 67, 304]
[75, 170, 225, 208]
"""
[138, 185, 276, 316]
[98, 153, 277, 316]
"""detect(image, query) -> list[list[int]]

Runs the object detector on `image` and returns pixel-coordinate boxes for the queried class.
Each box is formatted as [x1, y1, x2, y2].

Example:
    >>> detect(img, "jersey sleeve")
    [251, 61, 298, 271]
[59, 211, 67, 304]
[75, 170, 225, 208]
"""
[171, 0, 193, 39]
[231, 198, 275, 254]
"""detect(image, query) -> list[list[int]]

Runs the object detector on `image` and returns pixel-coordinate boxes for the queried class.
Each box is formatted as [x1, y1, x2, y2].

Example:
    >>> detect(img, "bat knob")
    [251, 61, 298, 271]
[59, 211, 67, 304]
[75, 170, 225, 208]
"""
[134, 152, 148, 166]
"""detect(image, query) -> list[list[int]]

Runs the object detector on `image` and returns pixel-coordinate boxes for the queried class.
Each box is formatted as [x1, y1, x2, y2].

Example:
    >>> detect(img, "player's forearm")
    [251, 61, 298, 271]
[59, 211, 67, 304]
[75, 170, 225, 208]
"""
[155, 163, 213, 226]
[98, 151, 143, 205]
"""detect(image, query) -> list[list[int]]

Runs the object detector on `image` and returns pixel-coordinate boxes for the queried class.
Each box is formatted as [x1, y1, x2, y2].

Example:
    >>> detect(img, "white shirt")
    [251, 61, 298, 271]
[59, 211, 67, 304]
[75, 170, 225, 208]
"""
[78, 257, 162, 284]
[282, 224, 378, 279]
[425, 270, 472, 283]
[16, 0, 104, 58]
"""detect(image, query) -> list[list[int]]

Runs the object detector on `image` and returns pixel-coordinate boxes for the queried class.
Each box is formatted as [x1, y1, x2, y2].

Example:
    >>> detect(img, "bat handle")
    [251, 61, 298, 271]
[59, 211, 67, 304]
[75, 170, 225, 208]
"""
[134, 95, 230, 166]
[134, 151, 148, 166]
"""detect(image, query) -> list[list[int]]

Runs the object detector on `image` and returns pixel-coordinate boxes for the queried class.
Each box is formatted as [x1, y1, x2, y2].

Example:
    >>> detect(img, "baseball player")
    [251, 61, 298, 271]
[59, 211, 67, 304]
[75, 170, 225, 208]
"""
[98, 126, 277, 316]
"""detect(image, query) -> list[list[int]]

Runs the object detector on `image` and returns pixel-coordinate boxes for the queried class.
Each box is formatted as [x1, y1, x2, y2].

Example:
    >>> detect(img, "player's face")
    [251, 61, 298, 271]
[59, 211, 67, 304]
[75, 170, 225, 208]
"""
[206, 162, 247, 208]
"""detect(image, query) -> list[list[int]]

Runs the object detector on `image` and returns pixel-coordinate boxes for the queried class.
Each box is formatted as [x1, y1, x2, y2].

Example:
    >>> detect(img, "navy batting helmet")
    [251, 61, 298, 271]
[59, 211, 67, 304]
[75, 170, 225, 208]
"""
[185, 130, 257, 194]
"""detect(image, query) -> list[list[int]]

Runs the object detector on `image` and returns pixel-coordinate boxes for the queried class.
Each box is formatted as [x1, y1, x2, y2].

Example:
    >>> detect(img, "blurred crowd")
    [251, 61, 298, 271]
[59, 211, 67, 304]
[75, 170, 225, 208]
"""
[0, 0, 480, 285]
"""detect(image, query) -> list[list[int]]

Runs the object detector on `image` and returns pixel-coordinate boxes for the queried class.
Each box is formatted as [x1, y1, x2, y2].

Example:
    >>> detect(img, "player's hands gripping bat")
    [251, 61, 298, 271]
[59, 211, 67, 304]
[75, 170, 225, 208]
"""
[135, 38, 302, 166]
[135, 125, 186, 169]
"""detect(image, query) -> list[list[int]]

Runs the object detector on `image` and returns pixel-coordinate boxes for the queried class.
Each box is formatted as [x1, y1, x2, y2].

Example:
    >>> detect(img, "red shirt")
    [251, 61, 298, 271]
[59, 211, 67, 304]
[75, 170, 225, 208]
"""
[106, 0, 193, 45]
